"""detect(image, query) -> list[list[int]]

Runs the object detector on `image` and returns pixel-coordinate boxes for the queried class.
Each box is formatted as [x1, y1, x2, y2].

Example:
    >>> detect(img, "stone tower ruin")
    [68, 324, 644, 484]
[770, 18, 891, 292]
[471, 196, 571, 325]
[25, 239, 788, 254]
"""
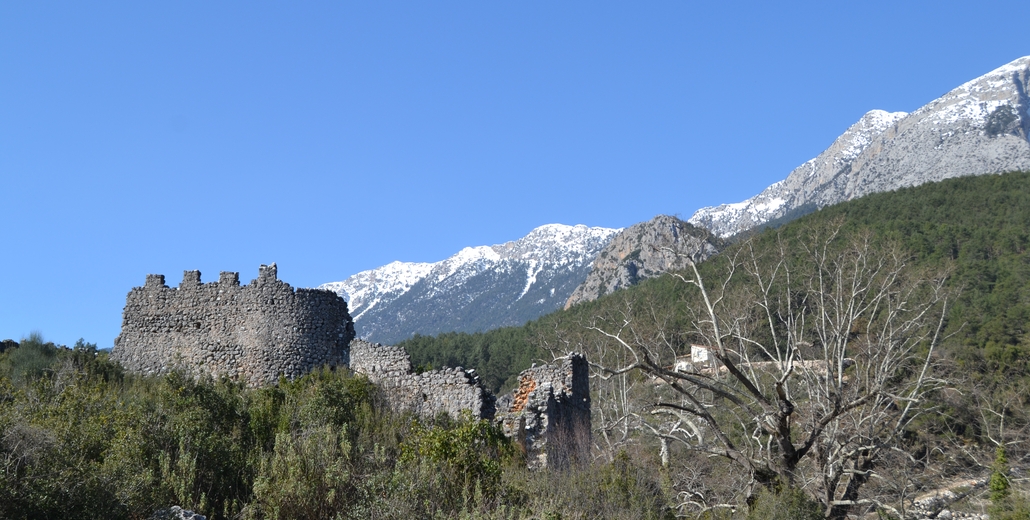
[496, 354, 591, 469]
[111, 264, 591, 468]
[111, 263, 354, 386]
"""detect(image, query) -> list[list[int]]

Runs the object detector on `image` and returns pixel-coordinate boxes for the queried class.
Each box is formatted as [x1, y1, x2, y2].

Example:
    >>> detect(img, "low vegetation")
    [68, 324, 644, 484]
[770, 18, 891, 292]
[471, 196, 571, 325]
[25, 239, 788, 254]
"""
[0, 339, 677, 519]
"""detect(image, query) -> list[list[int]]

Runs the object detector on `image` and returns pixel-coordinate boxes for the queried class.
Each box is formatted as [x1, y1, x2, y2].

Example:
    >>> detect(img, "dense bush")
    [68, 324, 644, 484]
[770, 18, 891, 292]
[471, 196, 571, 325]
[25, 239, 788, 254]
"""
[744, 487, 824, 520]
[0, 336, 677, 519]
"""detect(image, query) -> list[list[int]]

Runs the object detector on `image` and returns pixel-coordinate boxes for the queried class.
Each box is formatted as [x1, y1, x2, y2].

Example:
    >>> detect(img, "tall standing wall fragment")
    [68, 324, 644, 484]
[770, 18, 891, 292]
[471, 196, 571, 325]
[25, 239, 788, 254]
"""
[111, 264, 355, 386]
[496, 353, 591, 469]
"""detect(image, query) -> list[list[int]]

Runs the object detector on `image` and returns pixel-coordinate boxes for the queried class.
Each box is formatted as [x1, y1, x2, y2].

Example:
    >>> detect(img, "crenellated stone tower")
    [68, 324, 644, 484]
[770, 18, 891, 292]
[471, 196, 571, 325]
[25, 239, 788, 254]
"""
[111, 264, 591, 468]
[111, 263, 354, 386]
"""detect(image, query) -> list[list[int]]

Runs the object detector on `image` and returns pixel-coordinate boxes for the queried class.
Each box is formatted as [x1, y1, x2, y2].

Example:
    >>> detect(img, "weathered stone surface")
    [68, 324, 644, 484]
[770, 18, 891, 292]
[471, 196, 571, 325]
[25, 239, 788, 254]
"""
[495, 353, 591, 469]
[565, 216, 721, 308]
[111, 264, 354, 386]
[350, 339, 496, 421]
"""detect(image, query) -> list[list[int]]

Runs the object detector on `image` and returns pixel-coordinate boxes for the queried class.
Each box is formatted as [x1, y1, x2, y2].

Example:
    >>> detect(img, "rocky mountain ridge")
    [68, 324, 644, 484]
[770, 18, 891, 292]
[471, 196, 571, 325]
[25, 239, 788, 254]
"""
[319, 224, 620, 344]
[564, 215, 723, 308]
[689, 55, 1030, 237]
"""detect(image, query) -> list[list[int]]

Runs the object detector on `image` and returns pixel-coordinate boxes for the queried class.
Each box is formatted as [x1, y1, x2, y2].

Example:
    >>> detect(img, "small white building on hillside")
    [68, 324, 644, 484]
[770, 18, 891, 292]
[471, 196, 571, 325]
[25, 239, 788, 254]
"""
[673, 344, 717, 372]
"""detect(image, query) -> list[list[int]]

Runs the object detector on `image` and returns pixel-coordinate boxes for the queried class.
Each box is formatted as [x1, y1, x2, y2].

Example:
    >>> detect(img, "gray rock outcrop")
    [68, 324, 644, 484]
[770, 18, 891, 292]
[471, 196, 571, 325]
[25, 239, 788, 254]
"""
[565, 215, 722, 308]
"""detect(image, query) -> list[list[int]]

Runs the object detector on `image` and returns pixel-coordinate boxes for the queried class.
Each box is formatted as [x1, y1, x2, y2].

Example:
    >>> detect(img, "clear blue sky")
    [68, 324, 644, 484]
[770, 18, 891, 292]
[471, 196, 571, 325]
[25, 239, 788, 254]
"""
[2, 1, 1028, 347]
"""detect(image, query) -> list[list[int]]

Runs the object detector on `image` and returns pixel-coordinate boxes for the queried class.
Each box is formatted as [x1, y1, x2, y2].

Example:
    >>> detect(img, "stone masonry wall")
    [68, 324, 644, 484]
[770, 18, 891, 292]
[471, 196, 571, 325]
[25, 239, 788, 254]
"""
[349, 339, 496, 421]
[349, 338, 412, 380]
[111, 265, 591, 468]
[496, 353, 591, 469]
[111, 264, 354, 386]
[348, 341, 592, 468]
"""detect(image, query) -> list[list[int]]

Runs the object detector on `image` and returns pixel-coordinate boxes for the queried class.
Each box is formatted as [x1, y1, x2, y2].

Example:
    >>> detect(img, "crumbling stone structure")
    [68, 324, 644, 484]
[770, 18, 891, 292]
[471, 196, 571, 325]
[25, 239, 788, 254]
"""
[495, 353, 591, 469]
[112, 264, 354, 386]
[349, 340, 591, 468]
[110, 265, 590, 468]
[349, 339, 496, 421]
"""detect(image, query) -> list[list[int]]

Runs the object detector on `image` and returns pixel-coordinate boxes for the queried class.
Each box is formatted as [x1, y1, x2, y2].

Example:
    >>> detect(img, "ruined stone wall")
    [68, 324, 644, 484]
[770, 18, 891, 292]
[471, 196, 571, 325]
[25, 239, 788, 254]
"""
[349, 338, 412, 380]
[348, 340, 591, 467]
[110, 265, 494, 418]
[349, 339, 495, 421]
[496, 353, 591, 469]
[112, 265, 591, 467]
[111, 264, 354, 386]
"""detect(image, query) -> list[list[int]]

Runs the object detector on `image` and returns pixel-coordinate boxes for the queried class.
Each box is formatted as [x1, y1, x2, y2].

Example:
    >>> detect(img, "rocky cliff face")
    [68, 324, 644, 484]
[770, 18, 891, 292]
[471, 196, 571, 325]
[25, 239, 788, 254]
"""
[690, 56, 1030, 237]
[320, 224, 620, 345]
[565, 215, 722, 308]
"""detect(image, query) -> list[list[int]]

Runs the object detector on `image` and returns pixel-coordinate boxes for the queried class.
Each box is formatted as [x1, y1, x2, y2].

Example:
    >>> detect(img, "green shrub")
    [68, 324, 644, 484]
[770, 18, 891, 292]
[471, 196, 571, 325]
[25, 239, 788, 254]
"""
[2, 332, 60, 384]
[745, 486, 823, 520]
[246, 426, 355, 520]
[396, 413, 516, 514]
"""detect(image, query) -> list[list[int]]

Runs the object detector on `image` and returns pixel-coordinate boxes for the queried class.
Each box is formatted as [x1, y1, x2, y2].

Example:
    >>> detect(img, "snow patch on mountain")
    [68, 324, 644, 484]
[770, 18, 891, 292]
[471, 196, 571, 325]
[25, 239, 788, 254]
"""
[318, 261, 435, 321]
[690, 55, 1030, 237]
[518, 260, 542, 301]
[318, 223, 621, 343]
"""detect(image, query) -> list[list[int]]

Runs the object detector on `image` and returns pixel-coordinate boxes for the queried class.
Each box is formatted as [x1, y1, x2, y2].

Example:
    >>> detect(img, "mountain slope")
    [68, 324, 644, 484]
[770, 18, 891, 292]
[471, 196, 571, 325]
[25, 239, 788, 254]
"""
[690, 56, 1030, 237]
[319, 224, 620, 345]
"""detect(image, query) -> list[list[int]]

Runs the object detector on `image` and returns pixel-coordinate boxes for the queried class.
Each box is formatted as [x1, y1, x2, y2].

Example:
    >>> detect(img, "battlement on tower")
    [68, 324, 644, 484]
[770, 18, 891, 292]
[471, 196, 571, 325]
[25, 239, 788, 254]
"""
[111, 263, 355, 386]
[111, 264, 591, 468]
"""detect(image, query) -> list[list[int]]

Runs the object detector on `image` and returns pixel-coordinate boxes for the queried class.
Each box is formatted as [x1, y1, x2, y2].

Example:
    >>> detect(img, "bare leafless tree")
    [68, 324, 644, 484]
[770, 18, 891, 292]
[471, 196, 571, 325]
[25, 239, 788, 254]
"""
[585, 225, 953, 519]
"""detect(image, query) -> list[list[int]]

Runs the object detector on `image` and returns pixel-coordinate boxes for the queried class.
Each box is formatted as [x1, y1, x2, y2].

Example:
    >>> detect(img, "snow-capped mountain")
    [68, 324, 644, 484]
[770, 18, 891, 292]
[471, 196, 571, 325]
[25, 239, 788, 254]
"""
[690, 56, 1030, 237]
[319, 224, 620, 345]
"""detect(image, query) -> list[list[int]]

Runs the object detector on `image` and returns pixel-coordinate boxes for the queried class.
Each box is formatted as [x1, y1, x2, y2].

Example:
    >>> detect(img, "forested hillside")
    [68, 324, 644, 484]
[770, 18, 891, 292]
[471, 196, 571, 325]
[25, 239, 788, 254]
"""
[404, 169, 1030, 420]
[397, 170, 1030, 517]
